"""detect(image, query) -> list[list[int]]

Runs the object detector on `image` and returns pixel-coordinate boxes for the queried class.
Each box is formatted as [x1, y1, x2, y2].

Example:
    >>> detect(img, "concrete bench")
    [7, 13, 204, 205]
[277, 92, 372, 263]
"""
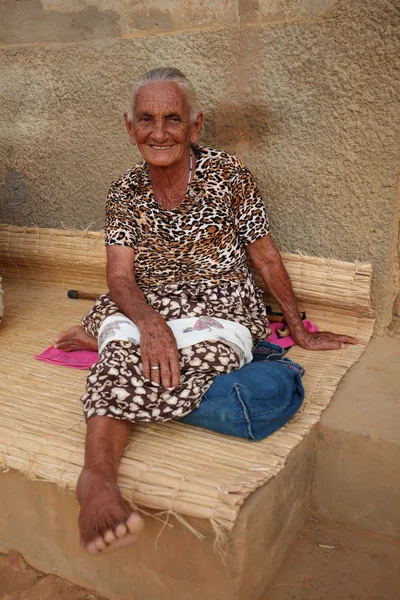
[0, 225, 374, 600]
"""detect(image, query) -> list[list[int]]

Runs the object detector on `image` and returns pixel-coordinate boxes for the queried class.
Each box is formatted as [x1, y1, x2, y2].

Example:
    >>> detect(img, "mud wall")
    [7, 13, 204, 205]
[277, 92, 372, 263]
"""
[1, 0, 399, 331]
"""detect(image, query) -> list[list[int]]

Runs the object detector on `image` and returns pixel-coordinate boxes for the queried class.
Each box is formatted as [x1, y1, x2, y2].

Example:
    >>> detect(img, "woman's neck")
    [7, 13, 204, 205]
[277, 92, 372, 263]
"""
[149, 148, 193, 209]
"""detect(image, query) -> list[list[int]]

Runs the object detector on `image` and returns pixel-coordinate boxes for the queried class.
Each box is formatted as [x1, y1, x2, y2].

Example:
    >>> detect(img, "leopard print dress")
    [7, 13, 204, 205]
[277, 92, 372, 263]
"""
[81, 146, 271, 423]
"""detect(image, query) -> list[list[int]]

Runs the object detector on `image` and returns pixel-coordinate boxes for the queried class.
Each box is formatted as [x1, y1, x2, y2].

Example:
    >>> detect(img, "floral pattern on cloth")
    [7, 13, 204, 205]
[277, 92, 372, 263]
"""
[83, 340, 240, 422]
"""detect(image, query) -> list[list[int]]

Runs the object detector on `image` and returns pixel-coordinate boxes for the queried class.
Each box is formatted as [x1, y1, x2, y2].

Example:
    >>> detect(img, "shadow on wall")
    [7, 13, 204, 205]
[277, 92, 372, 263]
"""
[203, 101, 273, 153]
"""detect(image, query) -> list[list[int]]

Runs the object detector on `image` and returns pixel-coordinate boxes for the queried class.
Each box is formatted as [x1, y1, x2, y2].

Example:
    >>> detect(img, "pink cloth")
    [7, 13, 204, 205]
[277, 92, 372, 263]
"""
[34, 346, 98, 370]
[266, 319, 318, 349]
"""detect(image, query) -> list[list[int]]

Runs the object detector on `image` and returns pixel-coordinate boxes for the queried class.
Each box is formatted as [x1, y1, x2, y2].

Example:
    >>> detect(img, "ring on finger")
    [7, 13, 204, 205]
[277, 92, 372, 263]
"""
[150, 366, 160, 371]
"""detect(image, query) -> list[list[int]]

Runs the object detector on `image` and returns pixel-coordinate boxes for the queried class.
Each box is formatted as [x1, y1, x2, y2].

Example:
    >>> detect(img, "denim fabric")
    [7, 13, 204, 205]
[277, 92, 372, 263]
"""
[179, 341, 305, 442]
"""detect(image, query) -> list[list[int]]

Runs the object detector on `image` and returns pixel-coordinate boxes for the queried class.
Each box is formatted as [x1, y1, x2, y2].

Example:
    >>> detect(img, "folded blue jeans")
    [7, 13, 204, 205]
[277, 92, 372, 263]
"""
[179, 341, 305, 442]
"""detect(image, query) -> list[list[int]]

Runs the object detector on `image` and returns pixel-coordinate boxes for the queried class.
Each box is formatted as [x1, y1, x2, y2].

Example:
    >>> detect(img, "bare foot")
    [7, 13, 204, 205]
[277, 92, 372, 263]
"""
[77, 467, 144, 555]
[54, 325, 98, 352]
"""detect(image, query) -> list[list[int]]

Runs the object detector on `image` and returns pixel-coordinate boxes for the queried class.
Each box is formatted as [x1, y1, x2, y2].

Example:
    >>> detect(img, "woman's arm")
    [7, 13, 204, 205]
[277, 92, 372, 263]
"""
[106, 245, 180, 386]
[246, 235, 358, 350]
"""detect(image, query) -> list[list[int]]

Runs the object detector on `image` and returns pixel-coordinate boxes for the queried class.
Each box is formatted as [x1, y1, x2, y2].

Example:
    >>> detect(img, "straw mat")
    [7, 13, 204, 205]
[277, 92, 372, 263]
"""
[0, 226, 374, 537]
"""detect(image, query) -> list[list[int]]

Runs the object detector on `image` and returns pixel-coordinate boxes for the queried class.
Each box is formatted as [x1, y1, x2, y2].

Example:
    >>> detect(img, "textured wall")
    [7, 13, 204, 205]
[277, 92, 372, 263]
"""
[1, 0, 399, 331]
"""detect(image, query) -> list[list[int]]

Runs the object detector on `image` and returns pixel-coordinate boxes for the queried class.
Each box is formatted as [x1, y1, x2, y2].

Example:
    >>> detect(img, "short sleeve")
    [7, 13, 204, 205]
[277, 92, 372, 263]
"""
[231, 166, 270, 246]
[104, 184, 137, 248]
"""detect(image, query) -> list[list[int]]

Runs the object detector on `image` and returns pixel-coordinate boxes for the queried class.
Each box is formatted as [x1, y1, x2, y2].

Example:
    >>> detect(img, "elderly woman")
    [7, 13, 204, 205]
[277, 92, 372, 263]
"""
[55, 67, 357, 556]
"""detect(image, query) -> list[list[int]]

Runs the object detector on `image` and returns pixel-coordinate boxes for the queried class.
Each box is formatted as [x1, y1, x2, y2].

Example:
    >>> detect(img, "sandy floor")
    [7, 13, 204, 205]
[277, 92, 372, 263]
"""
[264, 516, 400, 600]
[0, 551, 106, 600]
[1, 517, 399, 599]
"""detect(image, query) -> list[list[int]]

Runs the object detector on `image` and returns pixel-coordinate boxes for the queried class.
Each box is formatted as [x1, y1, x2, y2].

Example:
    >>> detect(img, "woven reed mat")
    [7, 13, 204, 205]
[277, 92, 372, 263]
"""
[0, 225, 374, 540]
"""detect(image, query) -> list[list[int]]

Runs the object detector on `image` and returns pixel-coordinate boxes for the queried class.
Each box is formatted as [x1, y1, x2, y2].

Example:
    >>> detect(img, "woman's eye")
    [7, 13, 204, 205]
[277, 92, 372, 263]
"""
[168, 116, 181, 122]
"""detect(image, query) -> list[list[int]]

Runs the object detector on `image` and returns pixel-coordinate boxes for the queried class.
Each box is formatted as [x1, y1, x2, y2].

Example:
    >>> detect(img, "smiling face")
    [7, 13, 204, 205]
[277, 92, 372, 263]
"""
[125, 82, 203, 168]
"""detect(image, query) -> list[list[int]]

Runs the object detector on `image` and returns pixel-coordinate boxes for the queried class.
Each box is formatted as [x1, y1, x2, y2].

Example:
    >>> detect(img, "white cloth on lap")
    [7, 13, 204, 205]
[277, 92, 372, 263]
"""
[98, 313, 253, 367]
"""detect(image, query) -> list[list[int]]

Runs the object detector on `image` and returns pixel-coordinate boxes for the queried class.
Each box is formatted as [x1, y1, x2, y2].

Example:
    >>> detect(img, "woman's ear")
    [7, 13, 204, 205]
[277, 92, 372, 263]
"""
[191, 112, 204, 143]
[124, 112, 136, 145]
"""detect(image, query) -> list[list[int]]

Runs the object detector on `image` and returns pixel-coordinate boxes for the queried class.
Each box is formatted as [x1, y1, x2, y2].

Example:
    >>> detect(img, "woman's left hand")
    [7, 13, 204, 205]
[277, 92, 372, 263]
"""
[292, 328, 359, 351]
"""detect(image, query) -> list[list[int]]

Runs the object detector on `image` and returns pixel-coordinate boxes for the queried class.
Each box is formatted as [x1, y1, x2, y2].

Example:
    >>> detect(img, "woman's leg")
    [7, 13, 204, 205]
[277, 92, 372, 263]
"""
[77, 415, 144, 555]
[53, 294, 119, 352]
[54, 326, 97, 351]
[77, 333, 240, 554]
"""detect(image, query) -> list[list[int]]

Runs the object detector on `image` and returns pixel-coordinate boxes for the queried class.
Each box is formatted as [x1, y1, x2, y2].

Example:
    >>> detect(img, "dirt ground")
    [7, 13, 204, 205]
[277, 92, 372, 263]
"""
[0, 551, 106, 600]
[1, 517, 399, 599]
[264, 516, 400, 600]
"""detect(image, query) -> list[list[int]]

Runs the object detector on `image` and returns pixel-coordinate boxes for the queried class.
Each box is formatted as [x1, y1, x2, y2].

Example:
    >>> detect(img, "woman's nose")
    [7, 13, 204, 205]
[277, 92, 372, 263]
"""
[152, 120, 167, 141]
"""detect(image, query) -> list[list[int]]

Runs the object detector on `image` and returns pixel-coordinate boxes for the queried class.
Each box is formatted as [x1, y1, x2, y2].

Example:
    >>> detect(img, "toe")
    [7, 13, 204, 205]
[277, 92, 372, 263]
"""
[86, 541, 100, 555]
[93, 536, 107, 551]
[55, 341, 82, 352]
[103, 529, 117, 544]
[114, 523, 128, 539]
[126, 512, 145, 536]
[54, 331, 68, 343]
[54, 341, 69, 350]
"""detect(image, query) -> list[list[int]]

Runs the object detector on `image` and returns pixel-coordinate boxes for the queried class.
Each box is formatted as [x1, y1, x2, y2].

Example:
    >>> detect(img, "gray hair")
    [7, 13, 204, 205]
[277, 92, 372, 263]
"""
[127, 67, 200, 123]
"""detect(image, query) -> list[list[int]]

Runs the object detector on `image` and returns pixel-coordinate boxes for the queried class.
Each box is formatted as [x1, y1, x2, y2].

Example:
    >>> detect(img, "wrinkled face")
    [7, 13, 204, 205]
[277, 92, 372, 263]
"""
[125, 82, 203, 168]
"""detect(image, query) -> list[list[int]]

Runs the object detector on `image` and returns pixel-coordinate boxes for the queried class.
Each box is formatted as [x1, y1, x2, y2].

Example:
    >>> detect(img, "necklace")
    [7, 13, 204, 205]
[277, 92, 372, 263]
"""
[187, 148, 193, 187]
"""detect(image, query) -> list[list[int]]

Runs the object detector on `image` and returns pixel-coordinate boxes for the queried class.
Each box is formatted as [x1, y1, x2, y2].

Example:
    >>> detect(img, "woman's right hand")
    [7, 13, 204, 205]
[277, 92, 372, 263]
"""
[105, 247, 181, 387]
[139, 317, 181, 388]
